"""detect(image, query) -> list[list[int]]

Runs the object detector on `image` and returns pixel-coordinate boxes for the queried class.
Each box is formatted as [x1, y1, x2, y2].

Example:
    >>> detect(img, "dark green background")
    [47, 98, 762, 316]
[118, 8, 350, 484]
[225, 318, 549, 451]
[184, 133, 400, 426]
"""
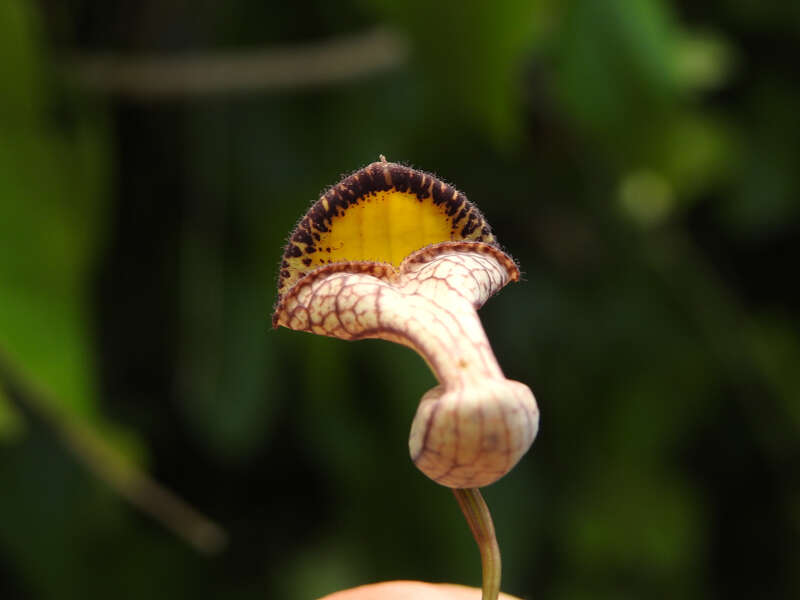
[1, 1, 798, 598]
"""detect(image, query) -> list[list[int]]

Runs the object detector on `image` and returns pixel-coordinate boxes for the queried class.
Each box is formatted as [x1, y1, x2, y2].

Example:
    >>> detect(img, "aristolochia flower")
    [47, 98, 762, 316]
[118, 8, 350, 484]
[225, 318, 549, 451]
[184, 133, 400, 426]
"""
[273, 159, 538, 488]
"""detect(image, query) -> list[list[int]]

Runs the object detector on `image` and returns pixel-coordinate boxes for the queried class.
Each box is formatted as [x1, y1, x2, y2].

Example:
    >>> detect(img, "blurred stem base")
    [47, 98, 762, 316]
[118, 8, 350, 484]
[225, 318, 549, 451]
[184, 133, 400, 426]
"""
[453, 488, 501, 600]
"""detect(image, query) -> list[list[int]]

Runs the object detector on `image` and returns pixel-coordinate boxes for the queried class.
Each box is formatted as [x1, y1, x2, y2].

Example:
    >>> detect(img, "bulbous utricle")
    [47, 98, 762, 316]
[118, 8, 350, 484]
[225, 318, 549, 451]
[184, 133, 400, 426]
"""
[408, 380, 539, 488]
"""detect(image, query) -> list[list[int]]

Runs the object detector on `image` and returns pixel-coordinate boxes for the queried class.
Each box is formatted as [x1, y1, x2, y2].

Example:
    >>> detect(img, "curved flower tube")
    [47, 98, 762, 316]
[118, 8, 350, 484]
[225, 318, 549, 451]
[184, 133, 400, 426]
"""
[274, 241, 537, 487]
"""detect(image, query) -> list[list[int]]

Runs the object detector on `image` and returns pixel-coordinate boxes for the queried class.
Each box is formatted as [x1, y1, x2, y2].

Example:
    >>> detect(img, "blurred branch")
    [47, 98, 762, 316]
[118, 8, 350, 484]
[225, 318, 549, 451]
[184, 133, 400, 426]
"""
[63, 27, 408, 99]
[0, 346, 227, 555]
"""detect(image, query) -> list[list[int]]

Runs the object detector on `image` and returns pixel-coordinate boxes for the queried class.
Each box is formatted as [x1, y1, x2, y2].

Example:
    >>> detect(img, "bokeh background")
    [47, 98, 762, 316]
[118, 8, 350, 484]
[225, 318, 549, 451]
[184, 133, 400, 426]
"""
[1, 1, 799, 598]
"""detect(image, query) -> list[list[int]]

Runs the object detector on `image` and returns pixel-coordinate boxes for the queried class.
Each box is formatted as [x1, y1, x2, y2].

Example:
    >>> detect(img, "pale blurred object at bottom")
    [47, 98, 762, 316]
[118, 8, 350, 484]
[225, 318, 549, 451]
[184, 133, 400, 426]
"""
[319, 581, 523, 600]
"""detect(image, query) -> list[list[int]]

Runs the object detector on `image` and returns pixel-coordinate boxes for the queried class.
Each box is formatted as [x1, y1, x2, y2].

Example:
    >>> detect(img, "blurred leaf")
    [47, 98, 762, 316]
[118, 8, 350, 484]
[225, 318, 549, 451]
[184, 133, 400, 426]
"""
[364, 0, 546, 143]
[0, 0, 227, 563]
[565, 469, 703, 575]
[720, 80, 800, 236]
[618, 169, 675, 226]
[553, 0, 679, 134]
[674, 31, 736, 92]
[0, 0, 43, 124]
[0, 0, 107, 420]
[747, 316, 800, 440]
[0, 388, 26, 443]
[654, 112, 739, 199]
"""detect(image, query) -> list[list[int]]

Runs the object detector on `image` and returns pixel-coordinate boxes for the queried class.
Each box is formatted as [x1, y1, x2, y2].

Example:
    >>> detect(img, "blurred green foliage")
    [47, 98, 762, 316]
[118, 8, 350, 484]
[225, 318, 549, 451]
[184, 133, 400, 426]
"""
[0, 0, 105, 419]
[1, 0, 799, 599]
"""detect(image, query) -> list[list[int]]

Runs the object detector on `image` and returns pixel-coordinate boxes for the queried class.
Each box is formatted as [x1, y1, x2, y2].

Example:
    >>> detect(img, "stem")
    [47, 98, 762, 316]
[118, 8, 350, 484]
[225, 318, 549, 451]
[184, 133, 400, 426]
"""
[0, 347, 227, 554]
[453, 488, 501, 600]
